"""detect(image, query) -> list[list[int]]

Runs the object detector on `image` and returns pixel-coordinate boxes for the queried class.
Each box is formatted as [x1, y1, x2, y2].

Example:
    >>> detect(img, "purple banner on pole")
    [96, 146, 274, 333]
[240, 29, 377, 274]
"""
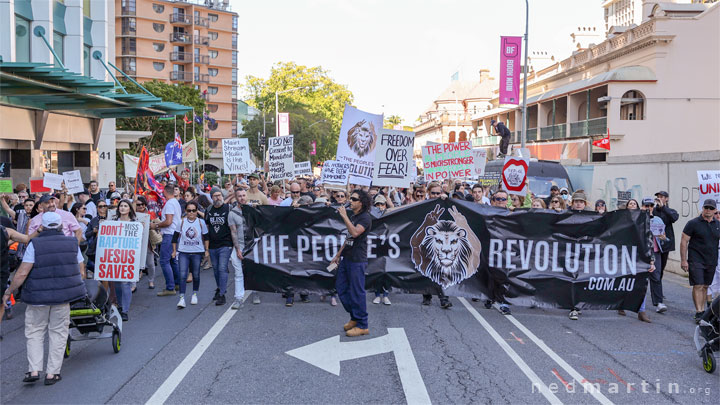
[499, 36, 522, 105]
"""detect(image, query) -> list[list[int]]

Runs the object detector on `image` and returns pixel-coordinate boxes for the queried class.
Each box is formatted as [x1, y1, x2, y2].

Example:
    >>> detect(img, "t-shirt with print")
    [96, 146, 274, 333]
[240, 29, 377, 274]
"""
[161, 198, 182, 235]
[205, 204, 233, 249]
[341, 211, 372, 263]
[173, 218, 208, 253]
[245, 189, 269, 206]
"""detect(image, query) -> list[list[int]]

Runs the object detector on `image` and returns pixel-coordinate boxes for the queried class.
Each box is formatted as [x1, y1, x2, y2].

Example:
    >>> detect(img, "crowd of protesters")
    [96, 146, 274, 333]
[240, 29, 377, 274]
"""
[1, 168, 719, 383]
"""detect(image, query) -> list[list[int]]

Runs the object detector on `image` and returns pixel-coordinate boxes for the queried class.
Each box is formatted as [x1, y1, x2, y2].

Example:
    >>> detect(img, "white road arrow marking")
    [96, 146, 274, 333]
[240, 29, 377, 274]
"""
[286, 328, 431, 405]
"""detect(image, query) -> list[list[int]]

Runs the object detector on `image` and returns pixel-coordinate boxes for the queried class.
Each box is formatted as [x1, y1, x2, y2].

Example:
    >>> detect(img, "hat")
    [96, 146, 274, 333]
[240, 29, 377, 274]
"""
[559, 187, 569, 194]
[374, 194, 387, 205]
[550, 185, 559, 191]
[247, 173, 260, 180]
[452, 191, 465, 199]
[315, 197, 328, 204]
[571, 191, 589, 203]
[210, 187, 222, 196]
[38, 194, 54, 204]
[703, 199, 717, 209]
[641, 197, 655, 206]
[490, 119, 496, 125]
[109, 192, 121, 200]
[297, 195, 313, 205]
[41, 211, 62, 229]
[654, 191, 669, 198]
[595, 199, 606, 207]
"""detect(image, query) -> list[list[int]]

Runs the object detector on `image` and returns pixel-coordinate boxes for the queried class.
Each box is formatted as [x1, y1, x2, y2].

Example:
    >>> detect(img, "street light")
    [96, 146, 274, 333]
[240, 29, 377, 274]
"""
[521, 0, 530, 150]
[275, 86, 310, 136]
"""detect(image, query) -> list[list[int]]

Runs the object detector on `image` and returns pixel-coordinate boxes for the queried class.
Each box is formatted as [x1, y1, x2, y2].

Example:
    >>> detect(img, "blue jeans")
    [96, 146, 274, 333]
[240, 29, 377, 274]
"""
[159, 234, 179, 291]
[178, 252, 202, 295]
[114, 282, 132, 313]
[336, 259, 368, 329]
[209, 246, 232, 296]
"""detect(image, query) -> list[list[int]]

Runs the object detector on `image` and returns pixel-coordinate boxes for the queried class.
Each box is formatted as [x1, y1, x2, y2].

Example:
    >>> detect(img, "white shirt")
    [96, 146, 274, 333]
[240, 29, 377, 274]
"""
[85, 200, 97, 218]
[175, 218, 208, 253]
[161, 198, 182, 235]
[23, 241, 84, 264]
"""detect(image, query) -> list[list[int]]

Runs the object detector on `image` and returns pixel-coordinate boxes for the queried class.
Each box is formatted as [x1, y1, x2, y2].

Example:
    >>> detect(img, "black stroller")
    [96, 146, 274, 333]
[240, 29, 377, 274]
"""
[64, 279, 122, 357]
[694, 296, 719, 373]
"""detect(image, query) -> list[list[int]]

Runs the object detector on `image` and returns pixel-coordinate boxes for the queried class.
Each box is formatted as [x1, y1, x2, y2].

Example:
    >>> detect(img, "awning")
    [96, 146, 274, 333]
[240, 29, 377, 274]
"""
[0, 62, 191, 119]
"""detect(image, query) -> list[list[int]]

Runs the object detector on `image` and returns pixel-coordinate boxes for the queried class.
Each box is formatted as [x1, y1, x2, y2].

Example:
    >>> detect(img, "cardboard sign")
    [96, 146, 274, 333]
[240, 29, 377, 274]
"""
[124, 154, 139, 178]
[421, 141, 473, 181]
[268, 135, 295, 181]
[30, 179, 51, 194]
[294, 161, 312, 177]
[62, 170, 84, 194]
[43, 172, 64, 190]
[0, 178, 12, 193]
[471, 148, 488, 178]
[501, 156, 529, 195]
[183, 139, 198, 162]
[109, 210, 151, 270]
[320, 160, 350, 190]
[0, 162, 10, 178]
[697, 170, 720, 211]
[149, 154, 168, 174]
[335, 105, 384, 186]
[222, 138, 256, 174]
[372, 129, 415, 188]
[94, 220, 143, 282]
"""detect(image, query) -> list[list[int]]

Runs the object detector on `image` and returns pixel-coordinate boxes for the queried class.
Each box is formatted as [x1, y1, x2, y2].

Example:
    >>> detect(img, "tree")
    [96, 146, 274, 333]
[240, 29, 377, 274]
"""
[384, 115, 403, 129]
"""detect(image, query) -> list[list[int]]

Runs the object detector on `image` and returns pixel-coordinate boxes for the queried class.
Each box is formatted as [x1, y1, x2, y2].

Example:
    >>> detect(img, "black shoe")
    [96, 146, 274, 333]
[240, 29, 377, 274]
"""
[499, 305, 511, 315]
[121, 312, 129, 322]
[23, 372, 40, 383]
[215, 295, 226, 306]
[694, 311, 704, 324]
[213, 288, 220, 301]
[471, 298, 480, 302]
[4, 306, 12, 320]
[484, 300, 493, 309]
[440, 300, 453, 309]
[285, 297, 294, 307]
[44, 374, 62, 385]
[300, 295, 310, 303]
[421, 297, 432, 306]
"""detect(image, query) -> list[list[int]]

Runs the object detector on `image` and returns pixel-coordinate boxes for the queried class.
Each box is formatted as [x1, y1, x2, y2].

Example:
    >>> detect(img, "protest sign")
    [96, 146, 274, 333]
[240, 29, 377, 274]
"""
[268, 135, 295, 181]
[149, 154, 168, 174]
[650, 216, 666, 236]
[110, 210, 151, 269]
[697, 170, 720, 211]
[124, 154, 139, 178]
[421, 141, 473, 181]
[278, 113, 290, 137]
[43, 172, 64, 190]
[0, 163, 10, 177]
[222, 138, 256, 174]
[94, 220, 143, 282]
[471, 148, 488, 177]
[294, 161, 312, 177]
[372, 129, 415, 188]
[335, 105, 383, 186]
[183, 139, 198, 162]
[29, 179, 51, 194]
[617, 191, 632, 205]
[320, 160, 350, 190]
[501, 156, 529, 196]
[0, 179, 12, 193]
[62, 170, 84, 194]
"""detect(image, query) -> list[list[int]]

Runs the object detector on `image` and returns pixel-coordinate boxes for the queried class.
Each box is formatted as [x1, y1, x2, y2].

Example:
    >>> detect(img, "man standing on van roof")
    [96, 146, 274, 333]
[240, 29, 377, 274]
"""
[491, 120, 511, 157]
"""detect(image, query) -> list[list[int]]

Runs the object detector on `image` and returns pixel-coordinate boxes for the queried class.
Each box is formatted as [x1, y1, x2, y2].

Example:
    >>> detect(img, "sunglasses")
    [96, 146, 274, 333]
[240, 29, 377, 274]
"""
[313, 188, 320, 192]
[643, 204, 654, 208]
[350, 197, 360, 202]
[429, 192, 441, 196]
[186, 209, 197, 213]
[98, 205, 108, 208]
[336, 195, 346, 198]
[596, 203, 605, 206]
[375, 202, 386, 206]
[561, 192, 568, 195]
[493, 197, 508, 202]
[551, 200, 560, 204]
[137, 203, 146, 207]
[703, 206, 716, 210]
[291, 191, 301, 194]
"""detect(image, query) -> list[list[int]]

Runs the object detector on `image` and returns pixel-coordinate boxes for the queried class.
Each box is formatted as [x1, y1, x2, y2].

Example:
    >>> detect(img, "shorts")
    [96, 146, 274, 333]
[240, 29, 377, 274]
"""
[688, 262, 715, 286]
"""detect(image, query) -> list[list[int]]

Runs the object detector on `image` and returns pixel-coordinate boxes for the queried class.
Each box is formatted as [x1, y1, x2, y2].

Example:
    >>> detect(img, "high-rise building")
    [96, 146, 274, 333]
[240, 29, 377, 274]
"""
[115, 0, 238, 166]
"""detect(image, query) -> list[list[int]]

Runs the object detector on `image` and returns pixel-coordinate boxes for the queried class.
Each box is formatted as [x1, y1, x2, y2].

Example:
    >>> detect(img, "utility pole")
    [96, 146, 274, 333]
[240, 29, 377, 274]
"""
[521, 0, 530, 150]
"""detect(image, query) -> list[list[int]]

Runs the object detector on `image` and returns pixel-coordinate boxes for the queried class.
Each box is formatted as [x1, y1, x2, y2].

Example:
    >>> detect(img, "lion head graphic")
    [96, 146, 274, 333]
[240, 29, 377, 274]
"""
[185, 226, 197, 240]
[410, 205, 482, 288]
[346, 119, 377, 158]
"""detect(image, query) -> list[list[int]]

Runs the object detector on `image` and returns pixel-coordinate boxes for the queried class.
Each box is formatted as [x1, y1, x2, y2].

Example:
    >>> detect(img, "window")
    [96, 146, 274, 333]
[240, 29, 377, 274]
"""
[207, 104, 219, 113]
[153, 4, 164, 13]
[83, 45, 91, 76]
[153, 23, 165, 33]
[173, 64, 184, 72]
[232, 15, 238, 30]
[620, 90, 645, 120]
[232, 50, 237, 67]
[231, 33, 237, 49]
[122, 17, 136, 35]
[208, 13, 219, 22]
[208, 68, 218, 77]
[231, 86, 237, 99]
[209, 50, 218, 59]
[122, 57, 136, 73]
[208, 86, 218, 95]
[153, 62, 165, 71]
[53, 31, 65, 65]
[153, 42, 165, 52]
[15, 15, 30, 62]
[121, 38, 136, 55]
[209, 31, 218, 40]
[121, 0, 135, 14]
[231, 68, 237, 83]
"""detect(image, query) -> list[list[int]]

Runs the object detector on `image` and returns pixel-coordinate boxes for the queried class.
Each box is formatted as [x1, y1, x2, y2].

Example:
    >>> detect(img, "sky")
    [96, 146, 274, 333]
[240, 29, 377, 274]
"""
[231, 0, 605, 125]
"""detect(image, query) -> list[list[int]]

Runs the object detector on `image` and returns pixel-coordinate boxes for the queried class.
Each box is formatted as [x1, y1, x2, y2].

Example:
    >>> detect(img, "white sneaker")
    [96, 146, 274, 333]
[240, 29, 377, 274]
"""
[372, 296, 382, 304]
[231, 300, 242, 310]
[252, 294, 261, 305]
[656, 303, 667, 313]
[177, 296, 186, 309]
[190, 293, 198, 305]
[382, 296, 392, 305]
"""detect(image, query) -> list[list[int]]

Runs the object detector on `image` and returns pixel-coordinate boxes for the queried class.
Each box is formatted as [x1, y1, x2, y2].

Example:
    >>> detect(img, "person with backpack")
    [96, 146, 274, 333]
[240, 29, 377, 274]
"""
[172, 202, 209, 308]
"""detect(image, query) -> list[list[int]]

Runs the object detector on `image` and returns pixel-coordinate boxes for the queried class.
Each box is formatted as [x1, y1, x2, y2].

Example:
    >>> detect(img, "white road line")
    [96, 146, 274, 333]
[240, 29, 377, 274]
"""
[145, 292, 252, 405]
[457, 298, 563, 405]
[504, 313, 614, 405]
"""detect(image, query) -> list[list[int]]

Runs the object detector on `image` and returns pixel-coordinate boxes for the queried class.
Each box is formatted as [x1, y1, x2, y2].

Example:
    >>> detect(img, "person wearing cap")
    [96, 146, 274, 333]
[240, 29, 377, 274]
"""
[3, 212, 86, 385]
[27, 195, 82, 243]
[594, 199, 606, 214]
[76, 190, 96, 218]
[544, 185, 560, 207]
[653, 191, 679, 279]
[490, 119, 511, 156]
[567, 191, 589, 321]
[640, 197, 666, 314]
[245, 173, 269, 206]
[107, 192, 122, 209]
[680, 198, 720, 323]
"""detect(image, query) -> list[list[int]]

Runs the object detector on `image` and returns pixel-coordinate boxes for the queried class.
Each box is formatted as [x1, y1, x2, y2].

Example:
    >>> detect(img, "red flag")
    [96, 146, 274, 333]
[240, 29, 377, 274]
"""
[134, 146, 166, 218]
[183, 114, 192, 125]
[592, 129, 611, 150]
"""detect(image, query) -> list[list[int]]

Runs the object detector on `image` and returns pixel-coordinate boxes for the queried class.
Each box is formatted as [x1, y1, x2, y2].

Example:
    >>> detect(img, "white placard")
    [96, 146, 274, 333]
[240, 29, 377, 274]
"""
[697, 170, 720, 211]
[501, 156, 529, 196]
[94, 220, 143, 282]
[124, 154, 139, 178]
[149, 154, 168, 174]
[43, 172, 64, 190]
[471, 148, 488, 178]
[62, 170, 84, 194]
[268, 135, 295, 181]
[335, 104, 384, 186]
[320, 160, 350, 190]
[278, 112, 290, 137]
[294, 161, 313, 177]
[222, 138, 256, 174]
[372, 129, 415, 188]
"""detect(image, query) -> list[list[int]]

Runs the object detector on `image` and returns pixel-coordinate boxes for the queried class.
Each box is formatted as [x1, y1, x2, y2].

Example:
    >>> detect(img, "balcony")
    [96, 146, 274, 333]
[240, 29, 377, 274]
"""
[526, 128, 537, 141]
[201, 93, 211, 102]
[471, 136, 500, 147]
[539, 124, 567, 140]
[194, 73, 209, 83]
[170, 52, 193, 62]
[169, 13, 191, 25]
[169, 32, 192, 44]
[170, 71, 193, 82]
[194, 54, 210, 64]
[569, 117, 607, 138]
[194, 35, 210, 46]
[195, 16, 209, 27]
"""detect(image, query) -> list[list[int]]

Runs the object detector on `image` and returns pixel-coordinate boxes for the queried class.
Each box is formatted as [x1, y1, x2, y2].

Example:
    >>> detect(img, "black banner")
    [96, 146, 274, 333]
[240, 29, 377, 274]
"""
[241, 199, 652, 311]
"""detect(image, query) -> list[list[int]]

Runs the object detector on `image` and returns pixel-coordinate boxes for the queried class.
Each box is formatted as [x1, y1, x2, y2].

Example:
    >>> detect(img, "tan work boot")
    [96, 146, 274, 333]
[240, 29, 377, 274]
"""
[343, 320, 357, 331]
[157, 289, 177, 297]
[346, 327, 369, 337]
[638, 311, 651, 323]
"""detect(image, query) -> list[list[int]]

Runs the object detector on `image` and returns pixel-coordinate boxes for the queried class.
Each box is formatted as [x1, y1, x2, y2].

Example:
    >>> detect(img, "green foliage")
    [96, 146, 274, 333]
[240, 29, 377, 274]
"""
[384, 115, 403, 129]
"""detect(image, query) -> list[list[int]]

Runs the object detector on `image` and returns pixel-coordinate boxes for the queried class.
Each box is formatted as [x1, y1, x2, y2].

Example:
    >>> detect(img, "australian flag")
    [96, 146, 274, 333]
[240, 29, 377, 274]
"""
[165, 132, 183, 167]
[194, 114, 203, 125]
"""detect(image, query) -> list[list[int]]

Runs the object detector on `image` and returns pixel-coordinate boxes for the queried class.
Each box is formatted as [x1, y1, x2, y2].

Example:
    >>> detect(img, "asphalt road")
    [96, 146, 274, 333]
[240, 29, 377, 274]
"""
[1, 269, 717, 405]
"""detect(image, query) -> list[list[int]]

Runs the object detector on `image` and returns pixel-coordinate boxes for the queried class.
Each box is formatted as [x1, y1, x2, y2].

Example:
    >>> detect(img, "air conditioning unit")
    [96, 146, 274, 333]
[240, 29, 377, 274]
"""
[597, 95, 611, 103]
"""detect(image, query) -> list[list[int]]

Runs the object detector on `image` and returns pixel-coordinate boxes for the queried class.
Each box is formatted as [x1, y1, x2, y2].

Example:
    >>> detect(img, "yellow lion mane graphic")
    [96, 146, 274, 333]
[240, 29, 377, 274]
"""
[346, 120, 377, 158]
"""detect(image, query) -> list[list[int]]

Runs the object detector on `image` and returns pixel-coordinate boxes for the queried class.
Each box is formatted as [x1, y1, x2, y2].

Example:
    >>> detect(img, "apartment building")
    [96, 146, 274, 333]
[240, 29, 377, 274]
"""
[115, 0, 238, 166]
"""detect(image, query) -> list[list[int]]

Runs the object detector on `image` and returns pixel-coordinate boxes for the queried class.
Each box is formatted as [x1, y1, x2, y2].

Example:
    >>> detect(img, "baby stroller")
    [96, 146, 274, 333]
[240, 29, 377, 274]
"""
[694, 296, 719, 373]
[64, 279, 123, 357]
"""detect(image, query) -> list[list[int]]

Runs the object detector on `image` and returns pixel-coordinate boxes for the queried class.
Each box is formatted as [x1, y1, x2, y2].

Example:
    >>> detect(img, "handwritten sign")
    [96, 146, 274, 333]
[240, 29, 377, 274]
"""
[421, 141, 472, 181]
[0, 178, 12, 193]
[183, 139, 198, 162]
[501, 156, 529, 196]
[294, 161, 312, 177]
[697, 170, 720, 211]
[222, 138, 256, 174]
[62, 170, 84, 194]
[94, 220, 143, 282]
[43, 172, 64, 190]
[320, 160, 350, 190]
[149, 154, 168, 174]
[268, 135, 295, 181]
[372, 129, 415, 188]
[471, 148, 488, 178]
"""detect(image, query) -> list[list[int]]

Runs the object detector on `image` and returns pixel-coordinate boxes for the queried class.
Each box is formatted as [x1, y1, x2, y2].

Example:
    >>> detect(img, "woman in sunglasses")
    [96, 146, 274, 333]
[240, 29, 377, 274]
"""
[548, 196, 566, 212]
[172, 202, 209, 309]
[112, 200, 137, 321]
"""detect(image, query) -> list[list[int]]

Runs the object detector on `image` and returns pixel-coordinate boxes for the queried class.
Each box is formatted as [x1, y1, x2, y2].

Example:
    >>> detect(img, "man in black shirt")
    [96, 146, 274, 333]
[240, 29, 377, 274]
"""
[330, 189, 372, 337]
[680, 199, 720, 322]
[491, 120, 512, 156]
[653, 191, 679, 279]
[205, 188, 234, 306]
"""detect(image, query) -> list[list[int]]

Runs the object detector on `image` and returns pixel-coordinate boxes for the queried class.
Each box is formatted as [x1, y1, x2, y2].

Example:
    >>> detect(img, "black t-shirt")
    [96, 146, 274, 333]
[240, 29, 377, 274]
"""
[204, 204, 233, 249]
[90, 192, 103, 204]
[301, 191, 316, 201]
[342, 211, 371, 263]
[683, 216, 720, 266]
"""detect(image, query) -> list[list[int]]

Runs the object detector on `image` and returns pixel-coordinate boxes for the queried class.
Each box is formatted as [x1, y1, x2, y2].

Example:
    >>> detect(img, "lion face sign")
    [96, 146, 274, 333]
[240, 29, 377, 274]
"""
[347, 119, 377, 158]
